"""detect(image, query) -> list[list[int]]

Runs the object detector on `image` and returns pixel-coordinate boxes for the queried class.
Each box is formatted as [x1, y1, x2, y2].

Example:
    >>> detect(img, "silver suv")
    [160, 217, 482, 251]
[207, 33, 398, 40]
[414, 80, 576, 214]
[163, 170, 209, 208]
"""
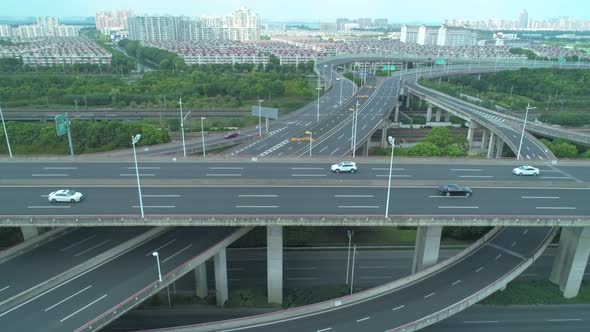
[331, 161, 358, 173]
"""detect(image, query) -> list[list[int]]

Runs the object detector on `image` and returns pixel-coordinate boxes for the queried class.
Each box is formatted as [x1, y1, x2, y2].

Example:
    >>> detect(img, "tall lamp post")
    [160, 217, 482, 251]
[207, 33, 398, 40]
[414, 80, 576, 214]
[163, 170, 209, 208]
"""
[258, 99, 264, 136]
[305, 131, 312, 158]
[517, 103, 536, 160]
[200, 117, 206, 157]
[350, 100, 359, 158]
[132, 134, 144, 218]
[349, 244, 357, 295]
[178, 98, 187, 158]
[152, 251, 162, 282]
[385, 136, 395, 218]
[0, 103, 13, 158]
[345, 230, 354, 284]
[316, 85, 322, 123]
[337, 77, 343, 107]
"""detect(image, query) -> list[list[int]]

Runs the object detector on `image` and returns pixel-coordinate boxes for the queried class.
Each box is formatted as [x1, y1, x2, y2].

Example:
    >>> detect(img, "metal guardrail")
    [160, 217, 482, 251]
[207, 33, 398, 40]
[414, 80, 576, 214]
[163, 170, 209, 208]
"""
[74, 227, 253, 332]
[128, 227, 503, 332]
[387, 227, 558, 332]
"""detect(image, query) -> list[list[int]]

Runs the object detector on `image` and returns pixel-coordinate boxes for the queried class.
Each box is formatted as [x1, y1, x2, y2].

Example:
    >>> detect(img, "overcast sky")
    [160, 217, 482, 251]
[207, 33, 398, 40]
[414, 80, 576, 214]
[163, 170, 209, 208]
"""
[2, 0, 588, 23]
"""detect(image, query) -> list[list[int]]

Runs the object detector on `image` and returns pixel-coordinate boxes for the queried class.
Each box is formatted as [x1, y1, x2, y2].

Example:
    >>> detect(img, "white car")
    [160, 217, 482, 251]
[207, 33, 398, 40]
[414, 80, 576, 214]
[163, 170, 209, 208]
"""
[331, 161, 358, 173]
[48, 189, 84, 203]
[512, 166, 540, 176]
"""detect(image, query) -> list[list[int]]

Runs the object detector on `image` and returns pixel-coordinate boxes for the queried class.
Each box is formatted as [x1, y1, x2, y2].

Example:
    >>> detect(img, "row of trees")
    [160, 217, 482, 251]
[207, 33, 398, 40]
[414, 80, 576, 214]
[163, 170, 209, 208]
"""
[396, 127, 469, 157]
[0, 121, 170, 155]
[119, 39, 185, 70]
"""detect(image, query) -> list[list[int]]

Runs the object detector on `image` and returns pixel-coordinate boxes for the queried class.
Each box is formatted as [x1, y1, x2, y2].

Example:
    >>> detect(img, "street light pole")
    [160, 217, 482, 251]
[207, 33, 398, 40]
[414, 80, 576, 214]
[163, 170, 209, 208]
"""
[316, 85, 322, 123]
[132, 134, 144, 218]
[345, 230, 354, 284]
[517, 103, 536, 160]
[349, 244, 357, 295]
[385, 136, 395, 218]
[178, 98, 187, 158]
[258, 99, 264, 136]
[352, 99, 359, 158]
[338, 77, 343, 107]
[0, 103, 13, 158]
[65, 113, 74, 156]
[200, 117, 206, 157]
[152, 251, 162, 282]
[305, 131, 312, 158]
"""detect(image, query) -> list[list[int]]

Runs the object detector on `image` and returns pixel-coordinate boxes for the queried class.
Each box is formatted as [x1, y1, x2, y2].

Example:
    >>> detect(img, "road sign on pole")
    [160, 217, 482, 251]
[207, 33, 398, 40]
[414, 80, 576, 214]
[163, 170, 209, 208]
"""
[435, 59, 446, 65]
[55, 114, 67, 136]
[382, 65, 396, 71]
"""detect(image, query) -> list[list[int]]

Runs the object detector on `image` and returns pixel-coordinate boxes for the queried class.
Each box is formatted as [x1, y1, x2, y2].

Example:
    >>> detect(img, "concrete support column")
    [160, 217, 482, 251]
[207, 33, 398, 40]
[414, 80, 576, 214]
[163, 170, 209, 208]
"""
[20, 226, 39, 241]
[380, 120, 388, 148]
[214, 248, 228, 306]
[495, 139, 504, 158]
[394, 106, 399, 123]
[467, 123, 475, 149]
[267, 225, 283, 304]
[194, 263, 208, 299]
[435, 108, 441, 122]
[487, 132, 496, 159]
[481, 130, 488, 152]
[444, 111, 451, 122]
[364, 139, 370, 157]
[426, 104, 432, 122]
[550, 227, 590, 298]
[405, 95, 410, 108]
[412, 226, 443, 273]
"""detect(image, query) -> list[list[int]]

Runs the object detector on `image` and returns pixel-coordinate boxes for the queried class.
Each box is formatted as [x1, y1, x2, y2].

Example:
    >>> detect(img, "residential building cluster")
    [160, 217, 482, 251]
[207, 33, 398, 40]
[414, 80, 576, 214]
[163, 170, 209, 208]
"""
[0, 16, 80, 39]
[95, 10, 134, 30]
[0, 37, 111, 66]
[127, 7, 260, 42]
[400, 24, 478, 47]
[445, 10, 590, 31]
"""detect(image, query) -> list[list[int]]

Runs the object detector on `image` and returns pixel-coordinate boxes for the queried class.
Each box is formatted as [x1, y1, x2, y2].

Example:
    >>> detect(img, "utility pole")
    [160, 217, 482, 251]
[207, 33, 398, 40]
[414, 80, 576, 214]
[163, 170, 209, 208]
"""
[517, 103, 536, 160]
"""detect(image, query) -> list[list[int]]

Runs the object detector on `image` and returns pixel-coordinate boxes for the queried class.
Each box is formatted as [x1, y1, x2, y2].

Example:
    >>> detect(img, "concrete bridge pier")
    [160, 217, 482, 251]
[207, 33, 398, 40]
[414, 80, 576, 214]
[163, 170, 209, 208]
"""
[467, 121, 478, 151]
[194, 263, 208, 299]
[214, 248, 228, 306]
[267, 225, 283, 304]
[435, 108, 441, 122]
[444, 111, 451, 122]
[20, 226, 39, 240]
[495, 139, 504, 158]
[394, 106, 400, 123]
[550, 227, 590, 298]
[426, 104, 432, 122]
[481, 130, 488, 152]
[412, 226, 442, 273]
[405, 94, 411, 108]
[487, 132, 496, 158]
[380, 120, 389, 148]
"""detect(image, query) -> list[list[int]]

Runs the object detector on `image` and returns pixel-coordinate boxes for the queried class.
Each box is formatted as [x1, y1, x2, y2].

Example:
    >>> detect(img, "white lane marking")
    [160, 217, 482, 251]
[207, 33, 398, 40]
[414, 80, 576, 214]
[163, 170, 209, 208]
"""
[319, 146, 329, 153]
[227, 268, 244, 272]
[520, 273, 538, 277]
[126, 167, 160, 170]
[338, 206, 379, 208]
[495, 254, 502, 260]
[376, 175, 412, 178]
[292, 174, 327, 177]
[291, 167, 324, 170]
[132, 205, 176, 208]
[424, 292, 435, 299]
[334, 195, 375, 198]
[475, 267, 484, 273]
[337, 134, 344, 140]
[317, 328, 332, 332]
[43, 167, 78, 170]
[236, 205, 278, 208]
[161, 244, 193, 263]
[452, 280, 462, 285]
[206, 174, 242, 177]
[392, 305, 405, 311]
[523, 229, 529, 235]
[356, 317, 371, 322]
[360, 276, 392, 279]
[142, 194, 181, 198]
[359, 265, 389, 269]
[522, 196, 560, 199]
[32, 174, 68, 177]
[0, 286, 10, 293]
[450, 169, 482, 171]
[438, 206, 479, 209]
[208, 167, 243, 170]
[536, 207, 576, 210]
[146, 239, 177, 257]
[60, 294, 107, 322]
[541, 176, 571, 179]
[60, 235, 97, 252]
[287, 277, 319, 280]
[120, 173, 155, 177]
[464, 320, 499, 324]
[285, 267, 317, 270]
[546, 318, 583, 322]
[74, 240, 110, 257]
[28, 206, 71, 209]
[371, 168, 405, 171]
[511, 241, 517, 247]
[459, 175, 494, 178]
[330, 147, 340, 155]
[45, 285, 92, 311]
[238, 195, 278, 198]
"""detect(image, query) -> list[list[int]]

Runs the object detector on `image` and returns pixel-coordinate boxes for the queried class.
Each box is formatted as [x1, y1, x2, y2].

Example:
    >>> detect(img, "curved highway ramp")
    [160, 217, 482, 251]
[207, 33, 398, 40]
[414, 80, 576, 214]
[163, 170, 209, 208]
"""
[136, 227, 555, 332]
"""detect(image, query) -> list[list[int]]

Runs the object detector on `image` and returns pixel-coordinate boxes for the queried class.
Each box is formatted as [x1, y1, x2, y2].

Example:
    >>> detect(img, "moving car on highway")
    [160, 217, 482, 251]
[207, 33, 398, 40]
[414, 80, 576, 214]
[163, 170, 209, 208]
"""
[438, 184, 472, 197]
[512, 165, 540, 176]
[331, 161, 358, 173]
[225, 132, 239, 139]
[48, 189, 84, 203]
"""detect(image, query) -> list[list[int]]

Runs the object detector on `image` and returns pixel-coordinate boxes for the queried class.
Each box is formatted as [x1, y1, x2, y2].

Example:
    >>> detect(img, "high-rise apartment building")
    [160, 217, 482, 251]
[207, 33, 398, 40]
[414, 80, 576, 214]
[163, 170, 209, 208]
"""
[400, 25, 420, 43]
[437, 25, 477, 46]
[402, 24, 477, 46]
[224, 7, 260, 42]
[519, 10, 529, 29]
[128, 16, 179, 41]
[96, 10, 134, 30]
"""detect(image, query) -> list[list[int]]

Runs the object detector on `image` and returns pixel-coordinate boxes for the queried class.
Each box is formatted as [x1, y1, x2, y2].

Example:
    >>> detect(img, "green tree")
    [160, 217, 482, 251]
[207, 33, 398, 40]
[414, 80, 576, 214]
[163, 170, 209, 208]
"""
[408, 142, 441, 156]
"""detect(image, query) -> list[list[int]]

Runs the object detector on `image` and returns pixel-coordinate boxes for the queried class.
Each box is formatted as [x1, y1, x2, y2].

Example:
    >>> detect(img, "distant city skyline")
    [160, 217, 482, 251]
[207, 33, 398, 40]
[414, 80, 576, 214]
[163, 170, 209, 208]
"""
[2, 0, 589, 23]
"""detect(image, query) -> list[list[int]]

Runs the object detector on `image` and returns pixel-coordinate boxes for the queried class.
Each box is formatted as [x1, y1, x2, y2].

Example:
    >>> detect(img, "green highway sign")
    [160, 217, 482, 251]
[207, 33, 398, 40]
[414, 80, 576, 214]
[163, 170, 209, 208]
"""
[382, 65, 396, 71]
[435, 59, 446, 65]
[55, 114, 67, 136]
[558, 57, 566, 64]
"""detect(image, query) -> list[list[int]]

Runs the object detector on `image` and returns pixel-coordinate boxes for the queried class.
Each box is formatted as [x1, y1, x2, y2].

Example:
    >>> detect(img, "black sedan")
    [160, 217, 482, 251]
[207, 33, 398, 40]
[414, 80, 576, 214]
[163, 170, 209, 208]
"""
[438, 184, 472, 197]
